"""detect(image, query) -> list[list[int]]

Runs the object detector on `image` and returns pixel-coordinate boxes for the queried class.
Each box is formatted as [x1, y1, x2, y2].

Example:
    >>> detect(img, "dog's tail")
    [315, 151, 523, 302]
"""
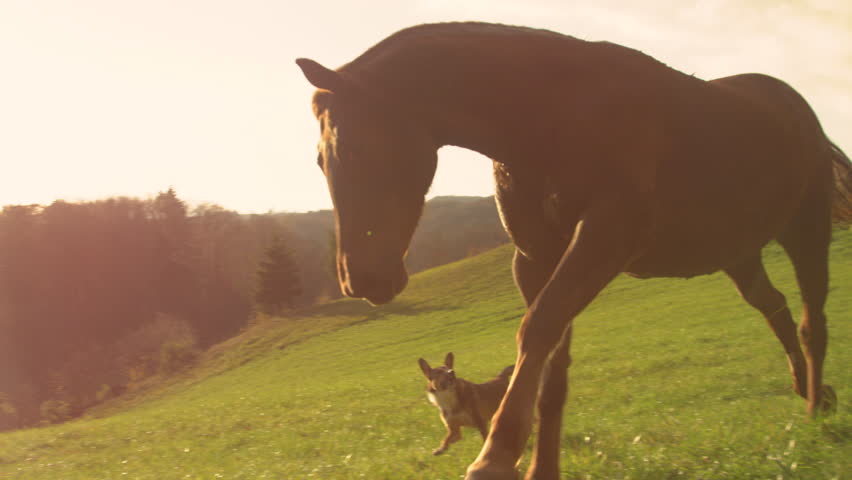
[496, 365, 515, 380]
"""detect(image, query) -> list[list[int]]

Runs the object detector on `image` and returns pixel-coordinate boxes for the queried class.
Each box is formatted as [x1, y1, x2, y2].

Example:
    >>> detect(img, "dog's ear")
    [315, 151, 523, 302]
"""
[444, 352, 454, 369]
[418, 358, 432, 378]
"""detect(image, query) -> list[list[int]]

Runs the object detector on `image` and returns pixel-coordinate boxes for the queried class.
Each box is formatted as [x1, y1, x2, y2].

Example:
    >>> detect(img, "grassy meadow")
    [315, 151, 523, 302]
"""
[1, 230, 850, 480]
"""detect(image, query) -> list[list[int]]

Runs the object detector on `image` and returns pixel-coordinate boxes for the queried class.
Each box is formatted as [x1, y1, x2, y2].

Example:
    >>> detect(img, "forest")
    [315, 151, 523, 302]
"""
[0, 190, 507, 430]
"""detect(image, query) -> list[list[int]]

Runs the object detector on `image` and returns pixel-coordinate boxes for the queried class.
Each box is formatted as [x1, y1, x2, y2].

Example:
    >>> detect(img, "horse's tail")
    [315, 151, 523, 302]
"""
[830, 140, 852, 225]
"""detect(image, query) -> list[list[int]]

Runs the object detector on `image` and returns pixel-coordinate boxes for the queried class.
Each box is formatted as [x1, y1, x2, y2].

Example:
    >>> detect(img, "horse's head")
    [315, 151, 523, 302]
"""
[297, 58, 438, 305]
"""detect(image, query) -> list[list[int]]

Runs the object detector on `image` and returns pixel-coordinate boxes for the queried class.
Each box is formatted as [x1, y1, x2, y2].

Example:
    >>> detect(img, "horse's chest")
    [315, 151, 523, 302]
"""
[495, 164, 583, 258]
[541, 190, 577, 234]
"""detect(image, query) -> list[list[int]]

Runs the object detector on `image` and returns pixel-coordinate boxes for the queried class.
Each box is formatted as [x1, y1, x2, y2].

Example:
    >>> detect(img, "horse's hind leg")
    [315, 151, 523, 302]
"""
[725, 256, 808, 398]
[778, 194, 836, 416]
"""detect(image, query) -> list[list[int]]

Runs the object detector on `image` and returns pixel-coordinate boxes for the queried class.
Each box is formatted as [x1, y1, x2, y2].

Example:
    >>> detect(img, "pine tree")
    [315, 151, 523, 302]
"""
[150, 188, 195, 317]
[255, 236, 303, 314]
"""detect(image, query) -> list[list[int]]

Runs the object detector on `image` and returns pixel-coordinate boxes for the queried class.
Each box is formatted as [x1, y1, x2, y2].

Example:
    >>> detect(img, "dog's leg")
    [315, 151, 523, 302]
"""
[434, 423, 462, 455]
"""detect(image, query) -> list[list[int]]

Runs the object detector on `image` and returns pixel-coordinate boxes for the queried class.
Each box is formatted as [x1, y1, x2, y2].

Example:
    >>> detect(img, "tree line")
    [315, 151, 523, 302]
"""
[0, 191, 507, 430]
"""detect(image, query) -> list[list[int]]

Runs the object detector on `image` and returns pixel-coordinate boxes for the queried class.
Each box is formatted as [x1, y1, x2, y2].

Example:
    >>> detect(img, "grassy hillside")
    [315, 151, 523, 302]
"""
[1, 230, 850, 479]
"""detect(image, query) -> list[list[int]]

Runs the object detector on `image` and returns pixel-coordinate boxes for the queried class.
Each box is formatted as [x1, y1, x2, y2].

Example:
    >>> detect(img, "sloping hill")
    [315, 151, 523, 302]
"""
[277, 195, 508, 303]
[1, 231, 850, 479]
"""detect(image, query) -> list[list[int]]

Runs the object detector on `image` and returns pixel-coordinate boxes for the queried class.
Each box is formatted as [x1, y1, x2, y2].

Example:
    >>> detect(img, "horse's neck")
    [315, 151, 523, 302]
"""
[408, 77, 543, 162]
[363, 42, 577, 161]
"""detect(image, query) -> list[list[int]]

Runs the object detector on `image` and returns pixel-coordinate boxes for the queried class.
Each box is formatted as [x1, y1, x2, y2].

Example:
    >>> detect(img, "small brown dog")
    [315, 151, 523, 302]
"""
[418, 352, 514, 455]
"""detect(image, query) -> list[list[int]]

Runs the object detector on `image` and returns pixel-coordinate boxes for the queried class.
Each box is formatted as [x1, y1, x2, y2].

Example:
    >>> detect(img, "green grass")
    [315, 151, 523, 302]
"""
[1, 230, 851, 480]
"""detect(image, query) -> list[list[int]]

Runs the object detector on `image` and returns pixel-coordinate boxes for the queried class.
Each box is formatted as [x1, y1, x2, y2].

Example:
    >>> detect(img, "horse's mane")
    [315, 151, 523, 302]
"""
[353, 23, 565, 58]
[340, 22, 577, 74]
[339, 22, 672, 84]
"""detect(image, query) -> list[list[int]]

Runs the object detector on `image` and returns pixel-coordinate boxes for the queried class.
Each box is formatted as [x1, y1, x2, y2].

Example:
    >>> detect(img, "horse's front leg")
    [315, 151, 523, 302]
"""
[510, 249, 573, 480]
[524, 330, 572, 480]
[465, 199, 648, 480]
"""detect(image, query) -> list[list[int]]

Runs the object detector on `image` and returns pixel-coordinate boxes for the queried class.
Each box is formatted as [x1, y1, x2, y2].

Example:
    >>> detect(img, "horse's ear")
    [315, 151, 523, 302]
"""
[418, 358, 431, 378]
[296, 58, 346, 93]
[444, 352, 454, 369]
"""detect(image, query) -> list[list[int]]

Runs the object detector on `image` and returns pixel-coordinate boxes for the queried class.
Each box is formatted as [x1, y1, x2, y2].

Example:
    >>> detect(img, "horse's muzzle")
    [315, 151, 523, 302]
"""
[339, 257, 408, 305]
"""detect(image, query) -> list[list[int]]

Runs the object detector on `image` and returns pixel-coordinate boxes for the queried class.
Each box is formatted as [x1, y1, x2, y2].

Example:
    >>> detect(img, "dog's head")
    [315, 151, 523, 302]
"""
[418, 352, 456, 392]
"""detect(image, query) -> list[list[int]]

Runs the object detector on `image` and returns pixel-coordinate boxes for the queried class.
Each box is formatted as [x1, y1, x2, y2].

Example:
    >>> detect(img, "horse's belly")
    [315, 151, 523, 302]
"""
[626, 181, 803, 278]
[626, 122, 814, 277]
[625, 241, 751, 279]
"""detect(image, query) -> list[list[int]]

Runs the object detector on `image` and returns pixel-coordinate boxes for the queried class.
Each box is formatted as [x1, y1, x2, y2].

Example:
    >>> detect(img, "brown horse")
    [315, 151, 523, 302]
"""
[297, 22, 852, 480]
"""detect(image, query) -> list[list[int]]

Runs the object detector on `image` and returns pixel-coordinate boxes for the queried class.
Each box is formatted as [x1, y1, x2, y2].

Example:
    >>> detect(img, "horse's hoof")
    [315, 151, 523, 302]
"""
[465, 460, 520, 480]
[432, 447, 446, 456]
[820, 385, 837, 416]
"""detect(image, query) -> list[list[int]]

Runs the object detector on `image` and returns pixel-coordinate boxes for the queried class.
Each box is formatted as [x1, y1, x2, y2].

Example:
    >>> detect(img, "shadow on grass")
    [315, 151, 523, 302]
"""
[822, 421, 852, 444]
[265, 298, 463, 355]
[295, 297, 460, 322]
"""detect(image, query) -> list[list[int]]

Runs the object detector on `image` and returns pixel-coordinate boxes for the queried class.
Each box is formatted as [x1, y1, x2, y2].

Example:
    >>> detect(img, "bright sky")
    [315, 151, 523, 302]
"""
[1, 1, 850, 213]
